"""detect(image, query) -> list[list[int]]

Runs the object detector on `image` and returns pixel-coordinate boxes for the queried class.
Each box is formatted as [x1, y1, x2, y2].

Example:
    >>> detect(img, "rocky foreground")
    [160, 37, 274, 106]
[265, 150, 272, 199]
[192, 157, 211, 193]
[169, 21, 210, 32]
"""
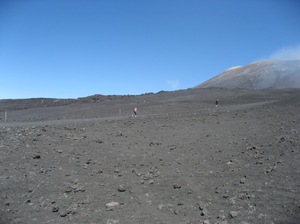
[0, 89, 299, 224]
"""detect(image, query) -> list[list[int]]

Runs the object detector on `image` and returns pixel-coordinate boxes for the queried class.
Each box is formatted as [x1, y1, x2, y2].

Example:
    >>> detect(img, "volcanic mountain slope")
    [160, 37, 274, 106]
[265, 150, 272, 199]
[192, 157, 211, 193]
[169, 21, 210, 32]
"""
[1, 88, 300, 224]
[196, 60, 300, 90]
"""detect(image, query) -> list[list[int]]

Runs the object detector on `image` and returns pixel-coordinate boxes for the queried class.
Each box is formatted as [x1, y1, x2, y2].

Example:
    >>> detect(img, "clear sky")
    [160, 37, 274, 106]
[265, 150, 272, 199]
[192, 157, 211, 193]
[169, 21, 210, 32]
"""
[1, 0, 300, 99]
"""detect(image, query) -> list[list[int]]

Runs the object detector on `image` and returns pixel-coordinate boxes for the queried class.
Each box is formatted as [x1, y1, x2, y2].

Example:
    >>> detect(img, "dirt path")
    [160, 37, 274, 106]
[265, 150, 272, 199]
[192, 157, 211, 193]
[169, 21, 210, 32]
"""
[0, 100, 277, 128]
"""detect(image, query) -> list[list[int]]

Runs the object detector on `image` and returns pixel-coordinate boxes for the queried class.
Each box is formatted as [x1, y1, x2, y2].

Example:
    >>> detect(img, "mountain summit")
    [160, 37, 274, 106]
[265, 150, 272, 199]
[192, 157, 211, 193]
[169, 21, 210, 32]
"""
[196, 60, 300, 90]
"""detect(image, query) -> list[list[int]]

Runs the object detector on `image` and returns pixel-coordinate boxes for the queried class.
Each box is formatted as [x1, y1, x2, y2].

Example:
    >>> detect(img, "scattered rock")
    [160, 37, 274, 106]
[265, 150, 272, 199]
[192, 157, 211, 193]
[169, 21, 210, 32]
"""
[1, 90, 299, 223]
[149, 141, 161, 146]
[229, 211, 238, 218]
[198, 202, 205, 211]
[65, 186, 73, 193]
[32, 154, 41, 159]
[60, 210, 69, 217]
[240, 177, 246, 184]
[118, 185, 126, 192]
[173, 184, 181, 189]
[258, 213, 266, 219]
[149, 179, 154, 184]
[73, 186, 85, 193]
[158, 204, 164, 210]
[201, 208, 208, 216]
[52, 206, 59, 213]
[106, 202, 120, 211]
[223, 193, 229, 198]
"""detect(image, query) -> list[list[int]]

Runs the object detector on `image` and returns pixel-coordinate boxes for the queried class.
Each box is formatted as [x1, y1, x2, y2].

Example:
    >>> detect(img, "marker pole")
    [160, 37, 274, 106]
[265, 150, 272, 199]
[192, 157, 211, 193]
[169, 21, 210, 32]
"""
[4, 111, 7, 122]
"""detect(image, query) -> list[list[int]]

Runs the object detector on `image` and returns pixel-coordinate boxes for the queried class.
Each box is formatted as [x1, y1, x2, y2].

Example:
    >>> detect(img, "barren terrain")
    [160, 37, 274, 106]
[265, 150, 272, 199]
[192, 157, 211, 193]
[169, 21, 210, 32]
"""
[0, 88, 299, 224]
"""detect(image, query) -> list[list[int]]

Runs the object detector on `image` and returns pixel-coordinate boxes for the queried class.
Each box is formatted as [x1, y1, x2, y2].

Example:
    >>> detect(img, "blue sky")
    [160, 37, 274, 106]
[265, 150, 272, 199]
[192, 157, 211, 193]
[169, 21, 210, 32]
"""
[1, 0, 300, 99]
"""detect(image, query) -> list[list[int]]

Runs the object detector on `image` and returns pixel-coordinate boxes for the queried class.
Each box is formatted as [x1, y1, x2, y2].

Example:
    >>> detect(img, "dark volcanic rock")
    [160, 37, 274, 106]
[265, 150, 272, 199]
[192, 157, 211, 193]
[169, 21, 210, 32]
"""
[0, 88, 300, 223]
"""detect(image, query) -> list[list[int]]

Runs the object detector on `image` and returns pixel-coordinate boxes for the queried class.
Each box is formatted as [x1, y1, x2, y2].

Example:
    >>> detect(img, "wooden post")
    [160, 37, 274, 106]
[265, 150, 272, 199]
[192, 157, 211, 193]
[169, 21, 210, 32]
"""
[119, 108, 122, 116]
[4, 111, 7, 122]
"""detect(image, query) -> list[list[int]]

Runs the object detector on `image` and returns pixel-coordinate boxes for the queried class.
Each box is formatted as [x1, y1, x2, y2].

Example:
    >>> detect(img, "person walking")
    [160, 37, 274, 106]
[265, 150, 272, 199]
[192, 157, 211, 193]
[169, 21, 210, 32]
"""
[132, 107, 138, 117]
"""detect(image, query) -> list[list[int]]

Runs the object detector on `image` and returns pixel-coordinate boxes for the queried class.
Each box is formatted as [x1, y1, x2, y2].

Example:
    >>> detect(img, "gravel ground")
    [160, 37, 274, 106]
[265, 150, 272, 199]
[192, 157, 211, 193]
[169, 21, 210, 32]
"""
[0, 88, 299, 224]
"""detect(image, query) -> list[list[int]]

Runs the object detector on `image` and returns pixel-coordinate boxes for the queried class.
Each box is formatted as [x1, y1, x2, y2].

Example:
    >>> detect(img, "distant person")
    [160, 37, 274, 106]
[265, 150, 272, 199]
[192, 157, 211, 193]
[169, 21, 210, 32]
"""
[132, 107, 138, 117]
[215, 99, 219, 107]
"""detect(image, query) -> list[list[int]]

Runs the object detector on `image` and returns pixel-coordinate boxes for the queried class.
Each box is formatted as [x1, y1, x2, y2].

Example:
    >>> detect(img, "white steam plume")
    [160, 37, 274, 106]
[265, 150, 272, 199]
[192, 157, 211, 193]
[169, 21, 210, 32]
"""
[167, 80, 180, 90]
[269, 44, 300, 60]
